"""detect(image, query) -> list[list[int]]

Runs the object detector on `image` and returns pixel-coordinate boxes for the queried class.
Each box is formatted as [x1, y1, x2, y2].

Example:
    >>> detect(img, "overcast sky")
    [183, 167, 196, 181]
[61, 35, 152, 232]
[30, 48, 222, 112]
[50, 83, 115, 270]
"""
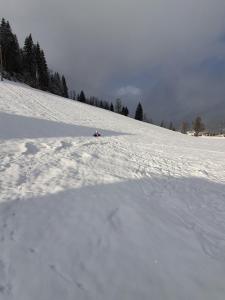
[2, 0, 225, 124]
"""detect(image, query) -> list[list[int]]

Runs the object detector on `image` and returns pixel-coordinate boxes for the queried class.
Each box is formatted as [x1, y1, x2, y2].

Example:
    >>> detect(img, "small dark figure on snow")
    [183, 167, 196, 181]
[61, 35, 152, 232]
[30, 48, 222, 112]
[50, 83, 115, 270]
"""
[93, 130, 101, 137]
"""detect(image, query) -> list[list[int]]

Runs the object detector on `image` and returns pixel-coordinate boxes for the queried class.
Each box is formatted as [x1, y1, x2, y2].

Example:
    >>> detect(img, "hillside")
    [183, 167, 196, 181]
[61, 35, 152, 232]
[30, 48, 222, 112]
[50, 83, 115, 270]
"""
[0, 80, 225, 300]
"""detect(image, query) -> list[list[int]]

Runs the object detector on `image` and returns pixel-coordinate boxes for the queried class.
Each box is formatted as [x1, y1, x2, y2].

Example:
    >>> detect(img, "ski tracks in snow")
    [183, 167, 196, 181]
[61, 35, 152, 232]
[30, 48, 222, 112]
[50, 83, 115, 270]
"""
[1, 81, 225, 299]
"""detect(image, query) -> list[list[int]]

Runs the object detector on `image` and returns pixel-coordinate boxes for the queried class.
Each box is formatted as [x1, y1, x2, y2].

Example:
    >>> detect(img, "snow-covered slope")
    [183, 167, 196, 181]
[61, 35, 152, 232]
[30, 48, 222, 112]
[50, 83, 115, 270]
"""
[0, 80, 225, 300]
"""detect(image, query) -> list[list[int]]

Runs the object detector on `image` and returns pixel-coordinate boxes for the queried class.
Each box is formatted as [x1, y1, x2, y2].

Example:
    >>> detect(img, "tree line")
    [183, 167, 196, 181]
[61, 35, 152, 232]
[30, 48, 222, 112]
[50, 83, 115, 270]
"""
[0, 18, 69, 97]
[0, 17, 133, 118]
[71, 89, 207, 136]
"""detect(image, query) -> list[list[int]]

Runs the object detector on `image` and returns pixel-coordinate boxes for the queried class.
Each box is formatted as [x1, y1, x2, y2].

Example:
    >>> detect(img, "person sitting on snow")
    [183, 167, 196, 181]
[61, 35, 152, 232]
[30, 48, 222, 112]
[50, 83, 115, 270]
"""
[93, 130, 101, 137]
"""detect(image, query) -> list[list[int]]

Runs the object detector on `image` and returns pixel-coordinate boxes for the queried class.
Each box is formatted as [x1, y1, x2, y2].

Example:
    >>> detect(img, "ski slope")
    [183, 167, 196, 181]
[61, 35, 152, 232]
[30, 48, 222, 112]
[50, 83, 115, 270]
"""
[0, 80, 225, 300]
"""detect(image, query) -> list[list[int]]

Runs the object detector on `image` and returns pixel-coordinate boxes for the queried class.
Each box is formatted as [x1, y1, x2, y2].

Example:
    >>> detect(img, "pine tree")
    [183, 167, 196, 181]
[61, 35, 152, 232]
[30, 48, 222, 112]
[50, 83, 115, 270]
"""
[103, 101, 109, 110]
[79, 90, 86, 103]
[160, 120, 165, 128]
[0, 19, 21, 74]
[10, 34, 22, 73]
[39, 49, 49, 89]
[34, 43, 49, 90]
[124, 106, 129, 116]
[0, 18, 70, 97]
[23, 34, 36, 84]
[135, 102, 143, 121]
[121, 106, 129, 116]
[49, 72, 63, 96]
[110, 103, 114, 112]
[62, 75, 68, 98]
[0, 19, 11, 71]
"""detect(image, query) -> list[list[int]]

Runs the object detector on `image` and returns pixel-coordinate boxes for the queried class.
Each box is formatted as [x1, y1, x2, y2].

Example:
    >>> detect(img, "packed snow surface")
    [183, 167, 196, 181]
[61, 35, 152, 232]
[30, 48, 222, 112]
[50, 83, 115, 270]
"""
[0, 80, 225, 300]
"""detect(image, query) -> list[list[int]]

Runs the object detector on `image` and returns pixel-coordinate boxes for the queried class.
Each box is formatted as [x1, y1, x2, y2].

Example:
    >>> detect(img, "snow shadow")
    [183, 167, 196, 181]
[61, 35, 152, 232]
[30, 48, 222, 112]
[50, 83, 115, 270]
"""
[0, 112, 125, 140]
[0, 176, 225, 300]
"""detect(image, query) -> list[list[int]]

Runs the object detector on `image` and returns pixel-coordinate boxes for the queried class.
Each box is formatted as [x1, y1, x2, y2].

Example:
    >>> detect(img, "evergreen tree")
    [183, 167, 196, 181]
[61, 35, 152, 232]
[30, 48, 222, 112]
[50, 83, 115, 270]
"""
[39, 49, 49, 89]
[193, 116, 205, 136]
[34, 43, 49, 90]
[62, 75, 68, 98]
[121, 106, 129, 116]
[10, 34, 21, 73]
[79, 90, 86, 103]
[124, 106, 129, 116]
[160, 120, 165, 128]
[135, 102, 143, 121]
[0, 17, 69, 98]
[0, 19, 21, 74]
[110, 103, 114, 112]
[23, 34, 36, 84]
[49, 72, 63, 96]
[0, 19, 11, 71]
[103, 101, 109, 110]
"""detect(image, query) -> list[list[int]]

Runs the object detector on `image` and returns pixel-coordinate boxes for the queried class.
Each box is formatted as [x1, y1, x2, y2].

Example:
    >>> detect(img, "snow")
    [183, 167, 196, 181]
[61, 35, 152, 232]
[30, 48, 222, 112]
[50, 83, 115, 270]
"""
[0, 80, 225, 299]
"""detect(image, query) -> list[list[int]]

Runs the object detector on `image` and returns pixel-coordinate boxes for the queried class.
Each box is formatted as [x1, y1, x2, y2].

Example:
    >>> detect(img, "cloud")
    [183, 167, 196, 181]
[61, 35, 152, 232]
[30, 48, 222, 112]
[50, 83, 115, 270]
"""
[2, 0, 225, 124]
[116, 86, 141, 97]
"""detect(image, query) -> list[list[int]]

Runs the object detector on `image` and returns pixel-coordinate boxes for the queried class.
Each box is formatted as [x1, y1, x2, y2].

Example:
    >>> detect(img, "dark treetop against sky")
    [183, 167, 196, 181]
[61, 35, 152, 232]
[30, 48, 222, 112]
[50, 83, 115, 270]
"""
[2, 0, 225, 124]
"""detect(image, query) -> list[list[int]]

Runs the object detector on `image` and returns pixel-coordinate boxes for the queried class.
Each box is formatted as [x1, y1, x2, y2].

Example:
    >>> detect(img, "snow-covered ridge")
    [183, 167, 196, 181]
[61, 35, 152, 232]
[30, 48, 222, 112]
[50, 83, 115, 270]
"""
[0, 80, 225, 300]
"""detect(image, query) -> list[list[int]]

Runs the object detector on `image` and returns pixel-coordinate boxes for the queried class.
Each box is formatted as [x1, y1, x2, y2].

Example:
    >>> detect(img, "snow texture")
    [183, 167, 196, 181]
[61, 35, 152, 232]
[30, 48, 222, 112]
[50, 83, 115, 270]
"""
[0, 80, 225, 300]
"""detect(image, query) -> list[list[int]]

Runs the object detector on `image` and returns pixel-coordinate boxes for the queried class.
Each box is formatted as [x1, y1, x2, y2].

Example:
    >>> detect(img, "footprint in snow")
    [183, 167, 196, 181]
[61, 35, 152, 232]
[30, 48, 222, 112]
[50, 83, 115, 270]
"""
[22, 142, 39, 155]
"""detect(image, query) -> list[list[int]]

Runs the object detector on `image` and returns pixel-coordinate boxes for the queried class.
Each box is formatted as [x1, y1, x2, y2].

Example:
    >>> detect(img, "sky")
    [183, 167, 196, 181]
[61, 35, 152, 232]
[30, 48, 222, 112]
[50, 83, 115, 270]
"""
[2, 0, 225, 125]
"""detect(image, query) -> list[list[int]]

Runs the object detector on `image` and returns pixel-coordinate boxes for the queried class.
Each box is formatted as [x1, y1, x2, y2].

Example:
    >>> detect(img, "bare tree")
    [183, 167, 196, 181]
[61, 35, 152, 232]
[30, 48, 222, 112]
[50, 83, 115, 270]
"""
[181, 121, 189, 134]
[115, 98, 122, 113]
[193, 116, 205, 136]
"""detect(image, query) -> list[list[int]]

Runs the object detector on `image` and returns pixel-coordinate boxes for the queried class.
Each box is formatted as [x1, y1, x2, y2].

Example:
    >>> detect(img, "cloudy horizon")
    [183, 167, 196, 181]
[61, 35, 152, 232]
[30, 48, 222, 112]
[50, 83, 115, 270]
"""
[2, 0, 225, 125]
